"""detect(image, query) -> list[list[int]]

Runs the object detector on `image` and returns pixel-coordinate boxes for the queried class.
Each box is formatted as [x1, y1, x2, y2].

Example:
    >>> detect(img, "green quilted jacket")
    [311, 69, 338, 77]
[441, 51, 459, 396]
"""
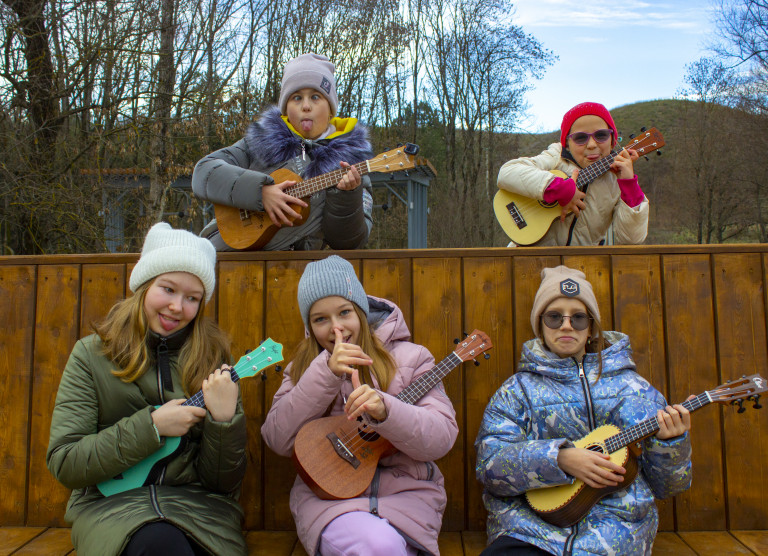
[46, 333, 247, 556]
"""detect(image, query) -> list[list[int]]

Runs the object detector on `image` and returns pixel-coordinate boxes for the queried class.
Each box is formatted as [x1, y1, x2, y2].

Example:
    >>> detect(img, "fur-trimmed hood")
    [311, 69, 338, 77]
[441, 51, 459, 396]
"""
[245, 106, 373, 178]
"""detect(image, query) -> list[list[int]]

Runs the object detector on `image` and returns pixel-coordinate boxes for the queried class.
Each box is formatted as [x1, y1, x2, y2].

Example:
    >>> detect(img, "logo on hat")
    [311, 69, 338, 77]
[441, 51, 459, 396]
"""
[320, 76, 332, 95]
[560, 278, 580, 297]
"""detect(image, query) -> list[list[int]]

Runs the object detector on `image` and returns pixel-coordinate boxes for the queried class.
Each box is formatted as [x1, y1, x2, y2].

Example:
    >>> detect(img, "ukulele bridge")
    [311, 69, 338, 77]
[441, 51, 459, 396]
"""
[326, 432, 361, 469]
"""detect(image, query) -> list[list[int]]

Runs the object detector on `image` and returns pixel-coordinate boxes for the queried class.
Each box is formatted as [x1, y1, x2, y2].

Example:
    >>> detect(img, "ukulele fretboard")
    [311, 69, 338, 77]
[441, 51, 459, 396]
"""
[396, 353, 463, 405]
[285, 161, 370, 199]
[604, 393, 710, 453]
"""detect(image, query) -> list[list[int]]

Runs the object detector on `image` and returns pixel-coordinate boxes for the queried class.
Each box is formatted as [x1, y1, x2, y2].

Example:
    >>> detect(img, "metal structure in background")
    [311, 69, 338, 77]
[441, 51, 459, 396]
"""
[368, 161, 435, 249]
[95, 163, 436, 251]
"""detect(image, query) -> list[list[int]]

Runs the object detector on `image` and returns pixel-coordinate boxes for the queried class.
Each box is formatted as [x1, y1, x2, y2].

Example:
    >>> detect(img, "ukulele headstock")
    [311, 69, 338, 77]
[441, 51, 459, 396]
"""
[620, 127, 665, 157]
[708, 374, 766, 412]
[368, 144, 420, 173]
[453, 329, 493, 365]
[234, 338, 284, 380]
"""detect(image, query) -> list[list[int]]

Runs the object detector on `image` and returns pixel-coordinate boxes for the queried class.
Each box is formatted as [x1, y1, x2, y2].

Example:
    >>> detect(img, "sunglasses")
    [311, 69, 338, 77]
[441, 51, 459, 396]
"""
[541, 311, 591, 331]
[567, 129, 613, 146]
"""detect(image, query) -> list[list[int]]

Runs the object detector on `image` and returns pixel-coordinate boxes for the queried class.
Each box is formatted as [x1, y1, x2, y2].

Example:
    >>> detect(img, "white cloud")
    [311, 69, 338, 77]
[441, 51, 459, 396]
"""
[511, 0, 712, 32]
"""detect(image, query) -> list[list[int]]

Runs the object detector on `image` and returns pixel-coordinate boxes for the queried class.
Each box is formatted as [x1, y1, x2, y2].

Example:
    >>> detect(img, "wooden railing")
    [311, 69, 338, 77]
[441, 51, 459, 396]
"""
[1, 245, 767, 533]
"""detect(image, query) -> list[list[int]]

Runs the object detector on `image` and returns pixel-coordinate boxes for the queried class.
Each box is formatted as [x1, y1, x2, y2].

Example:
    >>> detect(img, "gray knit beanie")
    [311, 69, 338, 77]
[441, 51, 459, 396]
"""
[530, 265, 600, 339]
[279, 53, 338, 116]
[298, 255, 369, 327]
[129, 222, 216, 302]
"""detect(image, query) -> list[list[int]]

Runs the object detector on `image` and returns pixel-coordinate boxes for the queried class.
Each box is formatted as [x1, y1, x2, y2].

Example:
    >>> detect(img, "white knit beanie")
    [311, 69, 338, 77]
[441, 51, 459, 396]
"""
[530, 265, 601, 339]
[279, 53, 338, 115]
[129, 222, 216, 302]
[297, 255, 369, 328]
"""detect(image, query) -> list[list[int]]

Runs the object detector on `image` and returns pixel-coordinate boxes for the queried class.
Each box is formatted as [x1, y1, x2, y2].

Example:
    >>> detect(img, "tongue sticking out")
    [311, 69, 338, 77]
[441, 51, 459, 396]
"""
[160, 315, 178, 332]
[301, 119, 313, 133]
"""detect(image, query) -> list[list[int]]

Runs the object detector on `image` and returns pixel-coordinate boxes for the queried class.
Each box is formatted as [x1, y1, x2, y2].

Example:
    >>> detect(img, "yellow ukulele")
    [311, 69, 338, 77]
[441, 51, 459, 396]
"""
[525, 374, 766, 528]
[493, 128, 665, 245]
[214, 144, 432, 250]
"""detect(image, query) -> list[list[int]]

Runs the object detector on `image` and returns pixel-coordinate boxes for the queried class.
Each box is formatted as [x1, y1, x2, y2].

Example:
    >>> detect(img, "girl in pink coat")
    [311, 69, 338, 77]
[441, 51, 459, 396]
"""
[261, 255, 458, 555]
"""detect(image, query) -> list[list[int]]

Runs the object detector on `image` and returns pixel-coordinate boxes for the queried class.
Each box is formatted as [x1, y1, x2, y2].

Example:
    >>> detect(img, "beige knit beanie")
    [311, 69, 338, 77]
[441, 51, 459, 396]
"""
[530, 265, 600, 339]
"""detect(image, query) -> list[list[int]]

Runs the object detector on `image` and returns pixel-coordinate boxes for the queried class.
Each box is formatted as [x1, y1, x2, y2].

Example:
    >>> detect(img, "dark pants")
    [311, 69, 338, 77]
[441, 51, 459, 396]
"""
[122, 522, 207, 556]
[480, 535, 553, 556]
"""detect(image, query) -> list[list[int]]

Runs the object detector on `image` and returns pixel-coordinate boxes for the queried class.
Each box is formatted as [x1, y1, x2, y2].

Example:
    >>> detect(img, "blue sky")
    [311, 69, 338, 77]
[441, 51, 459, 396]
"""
[511, 0, 716, 132]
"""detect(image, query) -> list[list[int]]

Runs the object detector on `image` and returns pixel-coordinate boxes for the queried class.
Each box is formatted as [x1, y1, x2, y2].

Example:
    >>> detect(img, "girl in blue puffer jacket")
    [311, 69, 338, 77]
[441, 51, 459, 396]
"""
[475, 265, 692, 556]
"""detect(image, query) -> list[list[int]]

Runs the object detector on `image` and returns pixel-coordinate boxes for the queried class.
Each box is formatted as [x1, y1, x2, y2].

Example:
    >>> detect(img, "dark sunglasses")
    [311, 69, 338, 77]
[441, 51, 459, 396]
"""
[541, 311, 591, 331]
[567, 128, 613, 146]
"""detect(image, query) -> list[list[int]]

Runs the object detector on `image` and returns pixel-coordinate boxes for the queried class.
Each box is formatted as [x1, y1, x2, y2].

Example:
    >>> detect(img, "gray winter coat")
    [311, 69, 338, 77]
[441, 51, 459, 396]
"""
[193, 107, 373, 251]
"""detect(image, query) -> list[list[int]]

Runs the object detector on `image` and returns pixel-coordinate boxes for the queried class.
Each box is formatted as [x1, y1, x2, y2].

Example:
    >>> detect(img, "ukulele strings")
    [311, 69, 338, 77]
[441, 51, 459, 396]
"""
[286, 161, 369, 198]
[603, 392, 709, 453]
[331, 354, 463, 455]
[503, 149, 623, 224]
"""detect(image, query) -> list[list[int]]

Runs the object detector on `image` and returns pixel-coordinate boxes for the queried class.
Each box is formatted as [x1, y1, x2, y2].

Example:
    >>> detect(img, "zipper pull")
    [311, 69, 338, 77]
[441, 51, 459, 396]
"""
[577, 360, 585, 378]
[301, 142, 306, 160]
[157, 338, 173, 391]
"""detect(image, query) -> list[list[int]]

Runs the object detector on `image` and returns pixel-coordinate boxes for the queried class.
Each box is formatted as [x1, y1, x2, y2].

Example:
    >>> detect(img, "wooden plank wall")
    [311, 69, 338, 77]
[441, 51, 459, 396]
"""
[1, 247, 767, 533]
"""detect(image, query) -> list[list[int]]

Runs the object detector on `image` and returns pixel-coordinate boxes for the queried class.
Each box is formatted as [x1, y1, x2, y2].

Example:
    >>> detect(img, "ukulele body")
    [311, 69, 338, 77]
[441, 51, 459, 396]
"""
[493, 170, 569, 246]
[292, 414, 397, 500]
[215, 168, 312, 250]
[525, 424, 641, 528]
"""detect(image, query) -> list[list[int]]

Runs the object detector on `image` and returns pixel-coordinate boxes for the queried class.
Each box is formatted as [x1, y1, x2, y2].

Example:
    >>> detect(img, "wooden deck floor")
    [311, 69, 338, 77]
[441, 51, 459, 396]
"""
[2, 528, 767, 555]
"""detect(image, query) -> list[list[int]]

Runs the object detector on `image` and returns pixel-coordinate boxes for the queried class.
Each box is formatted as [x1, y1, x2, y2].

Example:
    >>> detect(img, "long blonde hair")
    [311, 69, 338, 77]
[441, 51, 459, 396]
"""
[289, 304, 396, 391]
[93, 279, 231, 395]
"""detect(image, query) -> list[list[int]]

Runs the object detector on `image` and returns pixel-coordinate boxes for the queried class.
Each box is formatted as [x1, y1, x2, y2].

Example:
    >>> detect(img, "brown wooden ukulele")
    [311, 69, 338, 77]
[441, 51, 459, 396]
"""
[525, 374, 766, 528]
[292, 330, 493, 500]
[214, 143, 429, 250]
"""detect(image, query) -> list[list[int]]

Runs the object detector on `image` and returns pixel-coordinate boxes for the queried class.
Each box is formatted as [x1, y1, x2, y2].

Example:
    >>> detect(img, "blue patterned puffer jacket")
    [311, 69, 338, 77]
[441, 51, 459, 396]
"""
[475, 331, 692, 556]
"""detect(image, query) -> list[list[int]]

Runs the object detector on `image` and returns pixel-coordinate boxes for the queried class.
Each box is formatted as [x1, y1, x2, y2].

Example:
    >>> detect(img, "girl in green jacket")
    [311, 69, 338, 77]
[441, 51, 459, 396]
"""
[47, 223, 247, 556]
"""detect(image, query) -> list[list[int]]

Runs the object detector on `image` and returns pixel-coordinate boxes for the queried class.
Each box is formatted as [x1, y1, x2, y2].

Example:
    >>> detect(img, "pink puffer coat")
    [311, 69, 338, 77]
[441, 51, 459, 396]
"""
[261, 296, 458, 555]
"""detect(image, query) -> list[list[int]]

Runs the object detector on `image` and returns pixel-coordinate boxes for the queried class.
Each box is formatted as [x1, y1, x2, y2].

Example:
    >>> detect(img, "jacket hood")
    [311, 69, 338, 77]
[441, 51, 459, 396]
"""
[368, 295, 411, 346]
[245, 106, 372, 178]
[519, 330, 634, 380]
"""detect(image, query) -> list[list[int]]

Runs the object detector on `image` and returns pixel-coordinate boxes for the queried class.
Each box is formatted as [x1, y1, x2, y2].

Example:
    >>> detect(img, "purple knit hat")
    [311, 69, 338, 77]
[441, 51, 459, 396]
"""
[279, 53, 338, 116]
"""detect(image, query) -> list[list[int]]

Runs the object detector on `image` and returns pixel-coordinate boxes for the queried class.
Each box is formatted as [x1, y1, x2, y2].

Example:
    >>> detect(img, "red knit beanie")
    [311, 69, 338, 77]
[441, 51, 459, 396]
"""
[560, 102, 618, 147]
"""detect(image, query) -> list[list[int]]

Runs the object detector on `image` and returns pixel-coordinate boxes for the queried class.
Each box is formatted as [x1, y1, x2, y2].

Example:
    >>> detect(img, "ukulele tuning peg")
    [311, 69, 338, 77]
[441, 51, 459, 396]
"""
[453, 338, 460, 345]
[396, 142, 404, 147]
[484, 353, 491, 360]
[644, 156, 649, 161]
[734, 399, 746, 413]
[473, 359, 480, 367]
[640, 127, 647, 132]
[750, 394, 762, 409]
[245, 348, 252, 354]
[274, 365, 282, 373]
[463, 331, 470, 338]
[629, 133, 635, 139]
[657, 150, 662, 156]
[260, 373, 267, 382]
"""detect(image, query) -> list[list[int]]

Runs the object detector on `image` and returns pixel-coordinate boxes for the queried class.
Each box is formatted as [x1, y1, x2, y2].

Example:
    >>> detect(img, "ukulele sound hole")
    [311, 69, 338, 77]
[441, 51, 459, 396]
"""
[356, 417, 380, 442]
[586, 442, 608, 455]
